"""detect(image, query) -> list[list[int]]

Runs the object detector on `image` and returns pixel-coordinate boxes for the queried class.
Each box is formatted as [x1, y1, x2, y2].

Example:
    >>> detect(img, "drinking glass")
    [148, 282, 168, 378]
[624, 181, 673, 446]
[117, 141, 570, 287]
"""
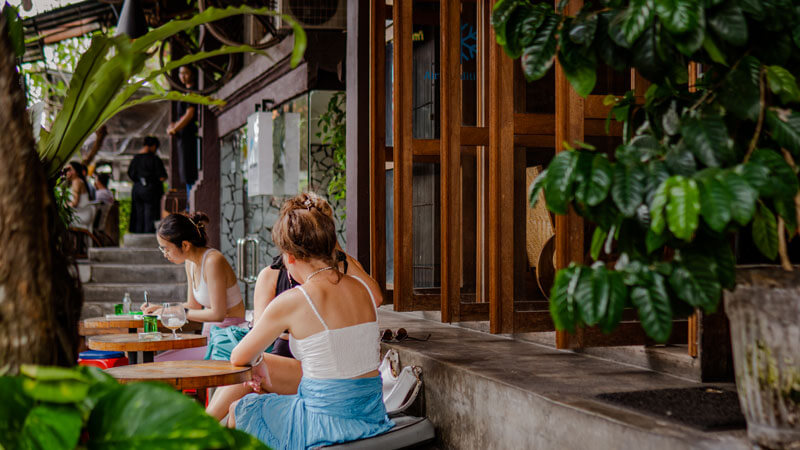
[160, 303, 186, 340]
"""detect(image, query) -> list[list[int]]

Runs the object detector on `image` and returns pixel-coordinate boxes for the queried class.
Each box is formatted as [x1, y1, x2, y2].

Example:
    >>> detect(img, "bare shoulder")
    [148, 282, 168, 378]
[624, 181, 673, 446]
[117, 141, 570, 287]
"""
[256, 266, 280, 284]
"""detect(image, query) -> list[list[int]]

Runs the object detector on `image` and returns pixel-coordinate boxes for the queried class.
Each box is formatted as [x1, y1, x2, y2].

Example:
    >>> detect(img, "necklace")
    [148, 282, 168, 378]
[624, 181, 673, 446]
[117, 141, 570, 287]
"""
[305, 266, 335, 283]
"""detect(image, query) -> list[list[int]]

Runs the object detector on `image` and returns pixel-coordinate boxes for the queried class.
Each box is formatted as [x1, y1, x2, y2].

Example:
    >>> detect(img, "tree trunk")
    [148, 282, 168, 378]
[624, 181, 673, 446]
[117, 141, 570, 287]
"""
[0, 15, 83, 372]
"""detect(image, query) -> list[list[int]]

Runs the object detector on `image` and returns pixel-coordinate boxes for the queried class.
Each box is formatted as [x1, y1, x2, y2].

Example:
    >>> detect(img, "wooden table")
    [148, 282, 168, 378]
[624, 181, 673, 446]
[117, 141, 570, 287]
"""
[105, 360, 252, 390]
[87, 333, 206, 364]
[82, 316, 146, 334]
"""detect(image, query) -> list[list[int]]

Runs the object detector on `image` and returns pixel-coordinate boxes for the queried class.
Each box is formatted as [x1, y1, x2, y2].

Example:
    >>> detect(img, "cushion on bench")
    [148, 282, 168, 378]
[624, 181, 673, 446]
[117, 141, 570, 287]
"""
[314, 415, 435, 449]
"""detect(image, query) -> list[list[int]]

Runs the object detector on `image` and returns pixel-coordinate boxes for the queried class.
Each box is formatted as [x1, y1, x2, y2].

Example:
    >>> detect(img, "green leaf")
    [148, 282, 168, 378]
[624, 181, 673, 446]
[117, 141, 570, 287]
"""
[227, 428, 270, 449]
[702, 34, 728, 65]
[631, 273, 673, 342]
[766, 66, 800, 104]
[666, 176, 701, 240]
[774, 196, 798, 235]
[669, 261, 719, 310]
[544, 151, 578, 215]
[708, 1, 748, 46]
[591, 227, 606, 260]
[699, 177, 732, 232]
[738, 0, 764, 20]
[529, 168, 548, 208]
[569, 12, 598, 45]
[720, 172, 757, 225]
[0, 377, 32, 448]
[655, 0, 701, 34]
[586, 266, 612, 326]
[22, 378, 90, 404]
[719, 55, 761, 121]
[753, 202, 778, 260]
[20, 405, 82, 450]
[664, 144, 697, 176]
[576, 154, 613, 206]
[750, 149, 799, 198]
[672, 21, 705, 56]
[600, 271, 627, 333]
[649, 177, 672, 234]
[549, 266, 581, 333]
[612, 163, 647, 217]
[558, 27, 597, 97]
[20, 365, 90, 382]
[707, 237, 736, 290]
[646, 228, 668, 253]
[505, 6, 531, 59]
[736, 161, 771, 196]
[2, 4, 24, 58]
[87, 383, 235, 449]
[521, 13, 560, 81]
[490, 0, 523, 47]
[574, 267, 597, 325]
[766, 110, 800, 156]
[681, 115, 734, 167]
[609, 0, 656, 47]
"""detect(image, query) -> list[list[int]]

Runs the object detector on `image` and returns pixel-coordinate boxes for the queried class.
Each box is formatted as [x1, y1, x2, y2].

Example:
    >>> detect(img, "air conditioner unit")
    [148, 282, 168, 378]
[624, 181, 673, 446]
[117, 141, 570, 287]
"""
[277, 0, 346, 30]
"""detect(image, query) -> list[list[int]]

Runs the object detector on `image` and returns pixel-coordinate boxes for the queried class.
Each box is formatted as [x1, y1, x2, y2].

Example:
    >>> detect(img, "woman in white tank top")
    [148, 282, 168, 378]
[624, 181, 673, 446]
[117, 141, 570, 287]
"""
[142, 212, 245, 360]
[224, 194, 393, 448]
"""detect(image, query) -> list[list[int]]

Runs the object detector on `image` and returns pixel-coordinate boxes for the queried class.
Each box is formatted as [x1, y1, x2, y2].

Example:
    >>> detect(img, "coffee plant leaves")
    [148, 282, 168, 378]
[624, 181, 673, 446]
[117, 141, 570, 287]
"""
[612, 163, 647, 217]
[558, 23, 598, 97]
[646, 228, 668, 253]
[666, 176, 700, 240]
[521, 13, 560, 81]
[655, 0, 701, 35]
[664, 143, 698, 176]
[753, 202, 778, 260]
[681, 115, 734, 167]
[490, 0, 523, 47]
[601, 271, 628, 333]
[19, 405, 82, 450]
[749, 149, 798, 198]
[766, 110, 800, 156]
[719, 55, 761, 121]
[576, 153, 613, 206]
[720, 171, 757, 225]
[702, 34, 728, 65]
[574, 267, 598, 325]
[708, 1, 747, 46]
[528, 168, 547, 209]
[631, 273, 672, 342]
[669, 263, 715, 310]
[672, 19, 705, 56]
[649, 177, 672, 234]
[699, 176, 732, 232]
[544, 150, 578, 214]
[738, 0, 764, 21]
[609, 0, 655, 47]
[597, 12, 631, 70]
[774, 196, 798, 236]
[736, 161, 771, 196]
[569, 11, 598, 45]
[549, 265, 581, 332]
[765, 66, 800, 104]
[590, 226, 606, 260]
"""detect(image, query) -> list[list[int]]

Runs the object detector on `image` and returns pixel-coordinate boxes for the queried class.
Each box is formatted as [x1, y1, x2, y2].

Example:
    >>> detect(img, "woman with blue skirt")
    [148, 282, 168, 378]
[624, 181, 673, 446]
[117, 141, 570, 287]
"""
[228, 193, 393, 449]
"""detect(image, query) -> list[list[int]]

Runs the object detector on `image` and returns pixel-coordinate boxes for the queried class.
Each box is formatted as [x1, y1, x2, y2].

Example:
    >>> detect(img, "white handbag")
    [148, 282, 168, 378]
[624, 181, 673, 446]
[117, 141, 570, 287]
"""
[380, 349, 423, 417]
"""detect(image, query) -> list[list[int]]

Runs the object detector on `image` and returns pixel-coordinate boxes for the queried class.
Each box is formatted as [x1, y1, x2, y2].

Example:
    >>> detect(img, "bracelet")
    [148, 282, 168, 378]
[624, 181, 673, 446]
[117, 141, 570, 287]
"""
[250, 354, 264, 367]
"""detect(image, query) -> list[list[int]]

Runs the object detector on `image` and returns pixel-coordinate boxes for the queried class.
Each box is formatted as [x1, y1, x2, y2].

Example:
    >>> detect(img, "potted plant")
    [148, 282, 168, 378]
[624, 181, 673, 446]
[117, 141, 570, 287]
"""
[492, 0, 800, 447]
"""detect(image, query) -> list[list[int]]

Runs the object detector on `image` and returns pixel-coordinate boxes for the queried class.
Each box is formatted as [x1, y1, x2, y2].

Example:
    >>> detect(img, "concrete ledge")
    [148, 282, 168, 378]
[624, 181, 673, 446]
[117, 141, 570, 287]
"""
[378, 308, 748, 450]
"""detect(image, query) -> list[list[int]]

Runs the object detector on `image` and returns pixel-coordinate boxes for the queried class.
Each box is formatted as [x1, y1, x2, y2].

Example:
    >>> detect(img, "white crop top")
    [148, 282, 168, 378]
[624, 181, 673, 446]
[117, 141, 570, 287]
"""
[289, 276, 380, 379]
[189, 249, 243, 309]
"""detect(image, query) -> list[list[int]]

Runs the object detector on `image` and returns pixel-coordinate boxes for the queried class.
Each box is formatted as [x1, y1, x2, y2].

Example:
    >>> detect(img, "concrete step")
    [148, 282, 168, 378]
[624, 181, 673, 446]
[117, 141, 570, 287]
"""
[88, 247, 164, 264]
[122, 233, 159, 248]
[83, 263, 186, 284]
[81, 282, 185, 303]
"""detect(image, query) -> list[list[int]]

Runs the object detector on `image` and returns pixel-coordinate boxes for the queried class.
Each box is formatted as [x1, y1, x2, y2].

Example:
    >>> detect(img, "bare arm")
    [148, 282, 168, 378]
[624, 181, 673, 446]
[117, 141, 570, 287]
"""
[68, 179, 83, 208]
[231, 290, 297, 366]
[253, 267, 279, 324]
[168, 106, 195, 134]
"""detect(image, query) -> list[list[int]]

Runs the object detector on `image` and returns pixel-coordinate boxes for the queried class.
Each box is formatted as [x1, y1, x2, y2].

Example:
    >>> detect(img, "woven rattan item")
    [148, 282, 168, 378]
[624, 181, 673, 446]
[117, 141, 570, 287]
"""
[526, 166, 554, 268]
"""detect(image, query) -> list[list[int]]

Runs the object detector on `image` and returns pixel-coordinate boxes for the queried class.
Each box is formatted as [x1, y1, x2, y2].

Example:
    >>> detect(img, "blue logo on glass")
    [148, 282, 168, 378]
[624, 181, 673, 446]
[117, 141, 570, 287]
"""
[461, 23, 477, 64]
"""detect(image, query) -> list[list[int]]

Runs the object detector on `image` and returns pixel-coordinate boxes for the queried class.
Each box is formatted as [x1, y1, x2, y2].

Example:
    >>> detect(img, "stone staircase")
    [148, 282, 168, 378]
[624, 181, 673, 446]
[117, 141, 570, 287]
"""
[79, 233, 186, 318]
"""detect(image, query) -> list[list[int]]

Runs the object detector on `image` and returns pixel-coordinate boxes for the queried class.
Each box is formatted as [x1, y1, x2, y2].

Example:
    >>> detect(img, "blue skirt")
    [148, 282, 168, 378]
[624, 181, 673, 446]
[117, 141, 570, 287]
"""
[235, 376, 394, 449]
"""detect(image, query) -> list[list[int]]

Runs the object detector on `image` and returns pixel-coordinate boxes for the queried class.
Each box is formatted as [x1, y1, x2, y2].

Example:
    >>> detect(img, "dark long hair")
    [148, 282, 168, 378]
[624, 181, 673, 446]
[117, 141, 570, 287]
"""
[157, 212, 209, 248]
[69, 161, 94, 201]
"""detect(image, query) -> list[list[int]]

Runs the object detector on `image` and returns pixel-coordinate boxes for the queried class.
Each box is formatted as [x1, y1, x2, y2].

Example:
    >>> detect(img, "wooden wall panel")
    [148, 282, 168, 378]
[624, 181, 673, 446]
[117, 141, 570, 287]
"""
[488, 0, 515, 333]
[440, 0, 462, 322]
[392, 0, 414, 311]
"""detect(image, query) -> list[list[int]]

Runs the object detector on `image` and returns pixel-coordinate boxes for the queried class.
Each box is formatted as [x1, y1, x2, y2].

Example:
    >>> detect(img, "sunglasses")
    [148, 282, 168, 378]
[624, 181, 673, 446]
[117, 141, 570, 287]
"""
[381, 328, 431, 343]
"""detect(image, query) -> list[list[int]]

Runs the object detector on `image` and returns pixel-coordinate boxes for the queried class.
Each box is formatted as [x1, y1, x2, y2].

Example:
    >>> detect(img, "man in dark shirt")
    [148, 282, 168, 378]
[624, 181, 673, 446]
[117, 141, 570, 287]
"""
[128, 136, 167, 233]
[168, 65, 199, 211]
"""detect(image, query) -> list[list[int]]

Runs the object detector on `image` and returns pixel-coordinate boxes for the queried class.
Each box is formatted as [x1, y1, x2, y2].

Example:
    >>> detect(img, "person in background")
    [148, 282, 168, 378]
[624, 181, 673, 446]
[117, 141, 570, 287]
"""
[64, 161, 95, 228]
[168, 65, 199, 209]
[79, 162, 96, 201]
[94, 173, 114, 205]
[127, 136, 167, 233]
[143, 212, 246, 360]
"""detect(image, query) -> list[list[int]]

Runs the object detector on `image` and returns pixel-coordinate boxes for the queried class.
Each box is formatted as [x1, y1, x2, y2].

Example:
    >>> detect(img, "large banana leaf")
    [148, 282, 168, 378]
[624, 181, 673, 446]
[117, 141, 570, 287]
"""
[39, 6, 307, 177]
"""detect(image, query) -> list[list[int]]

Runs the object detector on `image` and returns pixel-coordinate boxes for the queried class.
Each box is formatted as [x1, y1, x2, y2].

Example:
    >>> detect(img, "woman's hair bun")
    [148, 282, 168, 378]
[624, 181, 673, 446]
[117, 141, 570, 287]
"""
[281, 192, 333, 219]
[190, 212, 209, 227]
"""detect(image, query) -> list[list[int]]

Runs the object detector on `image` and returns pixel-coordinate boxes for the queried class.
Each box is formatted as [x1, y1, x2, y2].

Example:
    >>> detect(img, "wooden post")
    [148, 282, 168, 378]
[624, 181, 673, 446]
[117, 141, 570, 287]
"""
[346, 0, 372, 269]
[392, 0, 414, 311]
[554, 0, 585, 349]
[369, 0, 387, 295]
[488, 0, 515, 333]
[440, 0, 462, 322]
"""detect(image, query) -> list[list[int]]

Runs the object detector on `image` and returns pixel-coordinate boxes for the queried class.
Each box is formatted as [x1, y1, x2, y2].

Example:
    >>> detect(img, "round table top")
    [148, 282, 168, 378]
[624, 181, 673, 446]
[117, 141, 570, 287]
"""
[83, 316, 146, 329]
[105, 360, 252, 390]
[87, 333, 206, 352]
